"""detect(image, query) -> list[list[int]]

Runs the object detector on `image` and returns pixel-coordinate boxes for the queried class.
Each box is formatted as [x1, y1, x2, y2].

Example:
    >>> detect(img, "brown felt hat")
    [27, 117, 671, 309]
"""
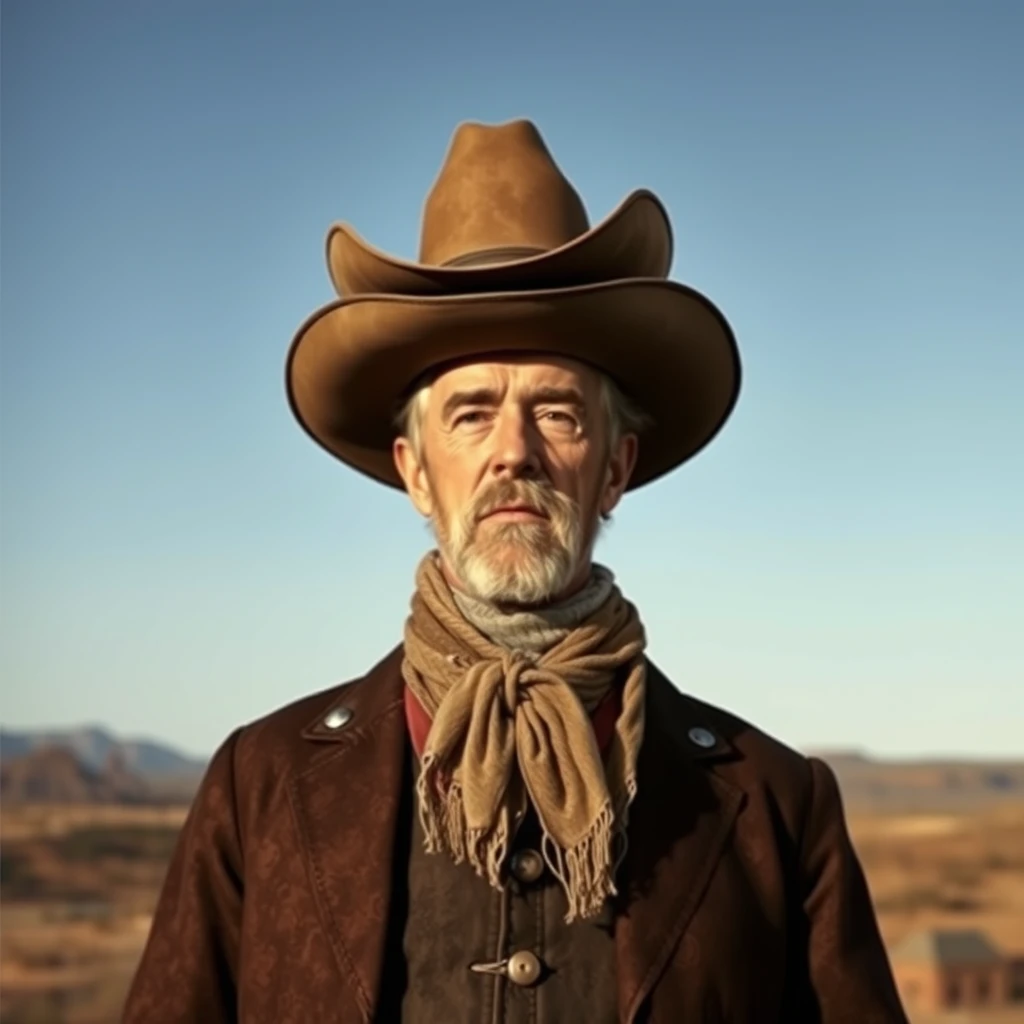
[286, 119, 741, 490]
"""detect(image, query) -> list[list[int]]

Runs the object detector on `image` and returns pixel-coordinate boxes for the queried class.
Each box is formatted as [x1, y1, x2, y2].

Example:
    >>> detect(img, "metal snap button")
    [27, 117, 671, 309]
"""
[507, 950, 543, 987]
[688, 726, 716, 749]
[323, 707, 353, 730]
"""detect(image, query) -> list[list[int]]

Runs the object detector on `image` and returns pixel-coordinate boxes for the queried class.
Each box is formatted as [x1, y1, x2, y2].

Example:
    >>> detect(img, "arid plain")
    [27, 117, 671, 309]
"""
[2, 754, 1023, 1023]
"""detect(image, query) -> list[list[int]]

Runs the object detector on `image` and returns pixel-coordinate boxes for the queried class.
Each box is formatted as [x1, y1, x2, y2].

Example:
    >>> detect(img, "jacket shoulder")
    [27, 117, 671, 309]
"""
[249, 644, 402, 729]
[646, 660, 827, 827]
[680, 690, 811, 779]
[216, 646, 406, 786]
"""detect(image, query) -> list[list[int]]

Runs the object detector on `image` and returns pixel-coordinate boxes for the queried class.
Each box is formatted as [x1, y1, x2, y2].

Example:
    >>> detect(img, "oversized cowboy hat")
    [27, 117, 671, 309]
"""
[286, 119, 741, 490]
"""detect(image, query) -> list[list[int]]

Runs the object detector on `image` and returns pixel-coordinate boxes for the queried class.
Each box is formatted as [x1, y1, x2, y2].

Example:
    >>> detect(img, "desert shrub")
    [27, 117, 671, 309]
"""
[984, 849, 1024, 870]
[939, 864, 983, 888]
[1, 981, 98, 1024]
[985, 770, 1018, 790]
[2, 990, 72, 1024]
[874, 886, 982, 913]
[0, 848, 46, 900]
[57, 825, 180, 863]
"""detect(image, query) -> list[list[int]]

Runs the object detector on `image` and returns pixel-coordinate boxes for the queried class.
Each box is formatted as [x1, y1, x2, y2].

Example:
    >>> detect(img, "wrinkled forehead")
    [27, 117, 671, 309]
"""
[424, 353, 603, 407]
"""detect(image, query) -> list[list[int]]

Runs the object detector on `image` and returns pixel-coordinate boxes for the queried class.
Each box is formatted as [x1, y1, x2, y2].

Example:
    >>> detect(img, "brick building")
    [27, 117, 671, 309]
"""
[890, 928, 1020, 1013]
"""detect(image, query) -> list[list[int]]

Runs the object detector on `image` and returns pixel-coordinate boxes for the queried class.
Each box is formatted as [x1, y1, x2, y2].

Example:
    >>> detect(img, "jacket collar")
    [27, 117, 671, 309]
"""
[288, 649, 743, 1024]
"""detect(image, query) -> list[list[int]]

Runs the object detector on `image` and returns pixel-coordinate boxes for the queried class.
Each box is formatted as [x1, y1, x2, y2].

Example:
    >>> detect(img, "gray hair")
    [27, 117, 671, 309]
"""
[394, 369, 652, 460]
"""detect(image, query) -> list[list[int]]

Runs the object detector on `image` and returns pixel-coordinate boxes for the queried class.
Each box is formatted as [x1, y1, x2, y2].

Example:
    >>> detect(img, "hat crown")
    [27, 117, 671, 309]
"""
[419, 120, 591, 268]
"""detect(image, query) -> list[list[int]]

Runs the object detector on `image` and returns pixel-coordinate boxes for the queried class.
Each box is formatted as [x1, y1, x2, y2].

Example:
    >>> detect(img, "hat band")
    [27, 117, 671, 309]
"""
[440, 245, 547, 268]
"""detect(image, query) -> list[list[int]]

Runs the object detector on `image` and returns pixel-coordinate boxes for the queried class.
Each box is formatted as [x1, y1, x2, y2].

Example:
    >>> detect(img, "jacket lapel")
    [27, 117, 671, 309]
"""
[285, 649, 743, 1023]
[288, 647, 408, 1023]
[615, 662, 745, 1024]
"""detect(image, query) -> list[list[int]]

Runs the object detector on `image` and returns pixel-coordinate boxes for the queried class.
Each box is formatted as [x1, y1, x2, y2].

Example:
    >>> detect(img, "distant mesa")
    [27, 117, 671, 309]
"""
[0, 727, 205, 805]
[0, 745, 154, 805]
[0, 726, 206, 776]
[813, 751, 1024, 814]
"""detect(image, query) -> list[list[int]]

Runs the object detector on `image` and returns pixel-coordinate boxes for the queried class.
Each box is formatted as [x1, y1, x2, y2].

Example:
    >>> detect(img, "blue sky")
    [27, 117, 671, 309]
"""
[2, 0, 1021, 760]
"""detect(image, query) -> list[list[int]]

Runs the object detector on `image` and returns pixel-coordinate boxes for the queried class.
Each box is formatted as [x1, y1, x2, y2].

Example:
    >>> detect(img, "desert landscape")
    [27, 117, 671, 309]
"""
[1, 734, 1023, 1023]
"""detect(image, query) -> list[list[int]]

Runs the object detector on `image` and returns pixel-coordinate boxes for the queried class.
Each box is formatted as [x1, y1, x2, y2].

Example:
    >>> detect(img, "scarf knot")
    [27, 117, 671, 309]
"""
[401, 553, 648, 922]
[500, 650, 536, 711]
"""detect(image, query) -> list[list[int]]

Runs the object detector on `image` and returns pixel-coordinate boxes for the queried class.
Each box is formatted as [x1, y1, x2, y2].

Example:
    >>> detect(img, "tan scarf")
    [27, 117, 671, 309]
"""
[401, 553, 647, 922]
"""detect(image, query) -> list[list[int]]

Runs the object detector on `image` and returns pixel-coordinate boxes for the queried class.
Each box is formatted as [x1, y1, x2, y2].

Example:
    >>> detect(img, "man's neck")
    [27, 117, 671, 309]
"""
[449, 566, 615, 653]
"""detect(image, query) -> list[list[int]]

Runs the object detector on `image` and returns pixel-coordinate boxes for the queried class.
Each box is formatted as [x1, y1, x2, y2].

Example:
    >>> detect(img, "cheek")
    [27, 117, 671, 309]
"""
[423, 448, 478, 512]
[547, 447, 605, 505]
[582, 451, 615, 512]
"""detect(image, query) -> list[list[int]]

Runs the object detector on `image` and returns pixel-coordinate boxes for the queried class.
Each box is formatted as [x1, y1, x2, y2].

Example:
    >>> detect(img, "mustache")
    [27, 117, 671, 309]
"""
[471, 479, 574, 522]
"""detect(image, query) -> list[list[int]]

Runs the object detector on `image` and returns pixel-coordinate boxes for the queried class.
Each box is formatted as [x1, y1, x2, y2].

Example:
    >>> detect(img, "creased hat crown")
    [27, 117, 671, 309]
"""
[419, 120, 591, 268]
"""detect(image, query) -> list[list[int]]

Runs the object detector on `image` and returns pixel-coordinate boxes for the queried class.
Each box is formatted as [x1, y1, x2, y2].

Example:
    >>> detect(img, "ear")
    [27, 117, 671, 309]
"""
[393, 436, 434, 518]
[599, 434, 639, 516]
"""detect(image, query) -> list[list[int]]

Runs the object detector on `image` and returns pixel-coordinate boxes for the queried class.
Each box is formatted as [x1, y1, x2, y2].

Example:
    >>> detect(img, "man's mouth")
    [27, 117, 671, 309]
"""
[480, 505, 549, 522]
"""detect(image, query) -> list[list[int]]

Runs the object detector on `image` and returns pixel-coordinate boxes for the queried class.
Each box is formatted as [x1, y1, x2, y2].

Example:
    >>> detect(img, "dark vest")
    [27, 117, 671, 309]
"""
[381, 740, 619, 1023]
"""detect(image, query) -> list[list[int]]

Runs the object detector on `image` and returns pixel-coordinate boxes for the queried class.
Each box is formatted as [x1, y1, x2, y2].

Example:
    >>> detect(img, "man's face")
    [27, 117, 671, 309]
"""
[393, 355, 638, 606]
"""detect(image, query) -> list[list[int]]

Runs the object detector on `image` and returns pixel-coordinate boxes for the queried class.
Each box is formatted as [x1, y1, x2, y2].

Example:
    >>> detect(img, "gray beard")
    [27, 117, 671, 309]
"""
[450, 564, 616, 653]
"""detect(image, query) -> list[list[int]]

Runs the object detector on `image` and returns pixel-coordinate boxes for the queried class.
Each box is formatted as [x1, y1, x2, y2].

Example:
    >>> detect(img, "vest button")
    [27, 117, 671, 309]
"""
[507, 950, 543, 987]
[510, 848, 545, 884]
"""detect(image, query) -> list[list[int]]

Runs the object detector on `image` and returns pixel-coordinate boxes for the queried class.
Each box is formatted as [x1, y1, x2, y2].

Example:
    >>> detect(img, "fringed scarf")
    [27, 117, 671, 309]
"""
[401, 553, 647, 922]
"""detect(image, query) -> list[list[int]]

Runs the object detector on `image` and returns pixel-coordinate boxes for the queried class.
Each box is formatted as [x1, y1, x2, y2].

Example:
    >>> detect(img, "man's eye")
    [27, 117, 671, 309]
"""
[539, 410, 580, 433]
[453, 411, 488, 426]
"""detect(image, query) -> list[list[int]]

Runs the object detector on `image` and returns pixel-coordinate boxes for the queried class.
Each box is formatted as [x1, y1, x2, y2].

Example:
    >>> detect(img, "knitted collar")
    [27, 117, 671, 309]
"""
[450, 564, 616, 653]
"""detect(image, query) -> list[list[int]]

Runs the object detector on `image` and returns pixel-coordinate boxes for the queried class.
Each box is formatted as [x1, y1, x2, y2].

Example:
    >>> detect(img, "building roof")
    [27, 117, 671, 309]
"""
[890, 929, 1003, 965]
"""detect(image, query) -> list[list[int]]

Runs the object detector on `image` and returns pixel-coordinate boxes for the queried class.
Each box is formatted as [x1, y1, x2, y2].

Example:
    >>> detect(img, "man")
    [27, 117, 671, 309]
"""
[123, 120, 907, 1022]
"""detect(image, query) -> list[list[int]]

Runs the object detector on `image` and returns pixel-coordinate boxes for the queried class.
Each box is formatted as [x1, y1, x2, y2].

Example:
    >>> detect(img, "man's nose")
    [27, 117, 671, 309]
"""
[489, 409, 542, 479]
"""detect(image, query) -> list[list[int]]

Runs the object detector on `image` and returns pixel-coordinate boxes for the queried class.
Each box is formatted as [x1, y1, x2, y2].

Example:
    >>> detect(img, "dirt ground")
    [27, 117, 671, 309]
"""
[849, 806, 1024, 1024]
[850, 806, 1024, 953]
[2, 802, 1023, 1022]
[1, 805, 188, 1023]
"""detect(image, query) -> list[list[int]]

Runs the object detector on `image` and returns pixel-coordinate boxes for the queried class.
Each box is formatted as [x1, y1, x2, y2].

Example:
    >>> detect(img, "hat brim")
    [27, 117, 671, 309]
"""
[286, 279, 741, 492]
[327, 190, 673, 297]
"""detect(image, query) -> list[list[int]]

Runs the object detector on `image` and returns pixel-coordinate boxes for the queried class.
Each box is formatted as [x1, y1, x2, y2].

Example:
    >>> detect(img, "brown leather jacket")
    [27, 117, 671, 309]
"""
[122, 648, 908, 1023]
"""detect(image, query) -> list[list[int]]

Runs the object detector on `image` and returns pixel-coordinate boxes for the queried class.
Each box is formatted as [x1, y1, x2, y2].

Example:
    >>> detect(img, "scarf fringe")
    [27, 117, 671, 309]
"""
[417, 761, 641, 922]
[540, 798, 614, 923]
[417, 756, 467, 862]
[417, 755, 511, 887]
